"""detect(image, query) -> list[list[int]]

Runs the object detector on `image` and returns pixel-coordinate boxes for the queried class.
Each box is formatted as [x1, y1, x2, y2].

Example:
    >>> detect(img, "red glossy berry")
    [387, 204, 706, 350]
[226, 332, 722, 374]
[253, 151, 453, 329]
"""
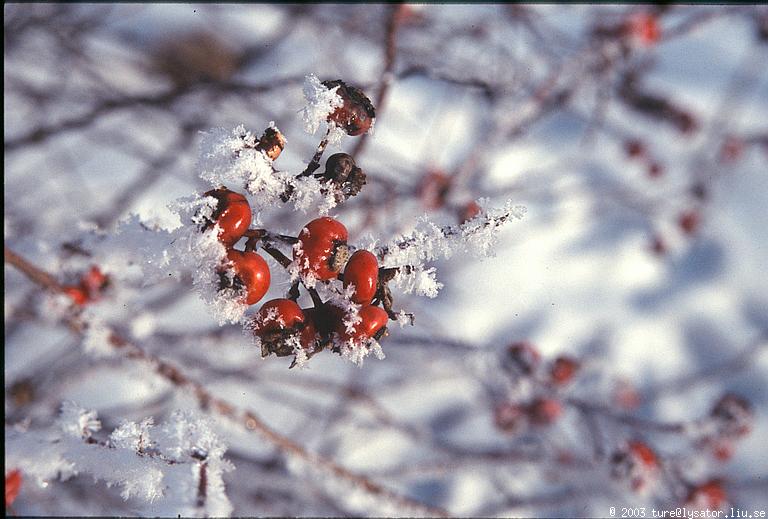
[252, 299, 304, 334]
[686, 480, 727, 510]
[5, 469, 22, 508]
[343, 250, 379, 305]
[550, 356, 580, 385]
[527, 397, 562, 425]
[294, 217, 349, 282]
[337, 305, 389, 343]
[203, 188, 252, 246]
[678, 210, 700, 236]
[64, 285, 89, 306]
[322, 80, 375, 136]
[223, 250, 270, 305]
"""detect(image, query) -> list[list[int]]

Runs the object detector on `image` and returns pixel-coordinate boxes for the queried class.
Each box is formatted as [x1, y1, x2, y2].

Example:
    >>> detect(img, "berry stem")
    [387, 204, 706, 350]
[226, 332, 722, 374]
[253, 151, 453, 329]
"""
[4, 246, 64, 292]
[297, 127, 331, 178]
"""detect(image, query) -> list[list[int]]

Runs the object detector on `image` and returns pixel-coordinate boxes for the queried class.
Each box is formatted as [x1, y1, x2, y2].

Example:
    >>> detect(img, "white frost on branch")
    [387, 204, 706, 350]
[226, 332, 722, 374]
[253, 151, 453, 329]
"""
[301, 74, 343, 135]
[6, 404, 234, 516]
[375, 200, 526, 297]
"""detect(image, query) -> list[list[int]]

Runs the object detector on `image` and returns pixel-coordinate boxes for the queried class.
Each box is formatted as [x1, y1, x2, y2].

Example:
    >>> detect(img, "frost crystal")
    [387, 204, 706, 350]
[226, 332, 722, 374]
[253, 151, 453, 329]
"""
[58, 401, 101, 438]
[301, 74, 343, 135]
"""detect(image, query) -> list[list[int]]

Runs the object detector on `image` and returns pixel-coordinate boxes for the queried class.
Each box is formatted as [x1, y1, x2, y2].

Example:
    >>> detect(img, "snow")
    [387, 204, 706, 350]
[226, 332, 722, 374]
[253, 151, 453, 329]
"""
[301, 74, 343, 135]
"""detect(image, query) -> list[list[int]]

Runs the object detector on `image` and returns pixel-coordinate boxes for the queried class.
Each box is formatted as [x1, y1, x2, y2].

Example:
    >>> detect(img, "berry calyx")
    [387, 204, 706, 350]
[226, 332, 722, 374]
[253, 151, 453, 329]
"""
[255, 127, 286, 161]
[202, 188, 252, 247]
[343, 250, 379, 305]
[5, 469, 22, 508]
[221, 250, 270, 305]
[294, 217, 349, 282]
[322, 79, 376, 136]
[337, 305, 389, 343]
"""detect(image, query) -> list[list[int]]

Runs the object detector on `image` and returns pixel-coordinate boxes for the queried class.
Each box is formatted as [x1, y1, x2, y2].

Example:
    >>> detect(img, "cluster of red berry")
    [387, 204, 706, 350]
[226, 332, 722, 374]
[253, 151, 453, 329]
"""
[201, 186, 391, 365]
[493, 342, 581, 433]
[195, 79, 399, 366]
[63, 265, 109, 307]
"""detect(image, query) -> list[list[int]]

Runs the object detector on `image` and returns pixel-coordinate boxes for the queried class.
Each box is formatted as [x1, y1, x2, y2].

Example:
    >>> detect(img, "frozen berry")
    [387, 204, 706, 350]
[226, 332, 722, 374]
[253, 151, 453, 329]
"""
[343, 250, 379, 305]
[294, 217, 349, 282]
[322, 79, 376, 136]
[221, 250, 270, 305]
[202, 188, 252, 247]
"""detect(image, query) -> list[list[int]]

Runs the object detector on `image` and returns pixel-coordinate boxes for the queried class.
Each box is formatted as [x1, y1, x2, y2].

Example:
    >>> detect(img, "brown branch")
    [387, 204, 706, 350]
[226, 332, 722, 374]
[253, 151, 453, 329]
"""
[4, 246, 450, 518]
[5, 246, 64, 292]
[351, 4, 404, 158]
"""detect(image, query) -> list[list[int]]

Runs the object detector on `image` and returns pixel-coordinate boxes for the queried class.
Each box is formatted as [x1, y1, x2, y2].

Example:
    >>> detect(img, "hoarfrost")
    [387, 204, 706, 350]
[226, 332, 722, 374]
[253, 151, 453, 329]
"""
[301, 74, 343, 135]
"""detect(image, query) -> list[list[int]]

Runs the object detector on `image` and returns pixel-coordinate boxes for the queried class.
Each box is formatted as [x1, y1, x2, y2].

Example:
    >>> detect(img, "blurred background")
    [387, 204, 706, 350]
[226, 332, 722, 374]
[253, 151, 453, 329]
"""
[4, 4, 768, 517]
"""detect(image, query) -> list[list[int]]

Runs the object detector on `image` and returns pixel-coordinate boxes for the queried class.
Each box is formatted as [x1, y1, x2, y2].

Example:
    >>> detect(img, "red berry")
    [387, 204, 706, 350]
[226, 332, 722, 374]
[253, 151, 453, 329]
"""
[78, 265, 109, 301]
[322, 80, 375, 136]
[627, 12, 661, 46]
[5, 469, 22, 508]
[223, 250, 270, 305]
[343, 250, 379, 305]
[678, 210, 700, 236]
[337, 305, 389, 343]
[627, 440, 658, 468]
[64, 285, 89, 306]
[252, 299, 304, 334]
[624, 139, 646, 159]
[719, 136, 744, 163]
[647, 162, 664, 178]
[294, 217, 349, 282]
[458, 201, 482, 224]
[494, 402, 527, 434]
[550, 356, 579, 385]
[686, 480, 727, 510]
[527, 397, 562, 425]
[419, 170, 451, 210]
[203, 188, 252, 247]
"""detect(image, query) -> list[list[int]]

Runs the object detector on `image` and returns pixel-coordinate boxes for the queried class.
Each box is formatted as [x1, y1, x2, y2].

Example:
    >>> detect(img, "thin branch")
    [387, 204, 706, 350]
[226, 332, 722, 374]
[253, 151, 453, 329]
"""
[4, 246, 451, 518]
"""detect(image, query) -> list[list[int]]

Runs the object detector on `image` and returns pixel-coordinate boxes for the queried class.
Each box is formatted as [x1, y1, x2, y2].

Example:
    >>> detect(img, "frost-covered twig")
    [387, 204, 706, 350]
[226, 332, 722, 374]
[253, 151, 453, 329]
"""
[4, 247, 451, 517]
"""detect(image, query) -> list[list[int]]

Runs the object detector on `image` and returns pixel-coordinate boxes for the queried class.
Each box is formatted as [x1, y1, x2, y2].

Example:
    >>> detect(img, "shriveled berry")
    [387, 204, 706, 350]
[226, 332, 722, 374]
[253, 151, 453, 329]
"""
[320, 153, 367, 199]
[202, 188, 252, 246]
[343, 250, 379, 305]
[255, 127, 286, 161]
[322, 79, 375, 136]
[294, 217, 349, 282]
[222, 250, 270, 305]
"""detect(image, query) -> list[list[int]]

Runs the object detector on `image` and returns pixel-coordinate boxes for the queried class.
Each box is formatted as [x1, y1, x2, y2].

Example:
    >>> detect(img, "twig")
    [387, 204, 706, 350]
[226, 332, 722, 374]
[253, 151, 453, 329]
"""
[4, 246, 451, 518]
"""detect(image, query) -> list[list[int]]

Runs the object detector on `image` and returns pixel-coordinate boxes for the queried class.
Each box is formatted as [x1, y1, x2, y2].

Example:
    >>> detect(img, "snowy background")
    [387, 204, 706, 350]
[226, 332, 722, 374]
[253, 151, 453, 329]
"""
[4, 4, 768, 517]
